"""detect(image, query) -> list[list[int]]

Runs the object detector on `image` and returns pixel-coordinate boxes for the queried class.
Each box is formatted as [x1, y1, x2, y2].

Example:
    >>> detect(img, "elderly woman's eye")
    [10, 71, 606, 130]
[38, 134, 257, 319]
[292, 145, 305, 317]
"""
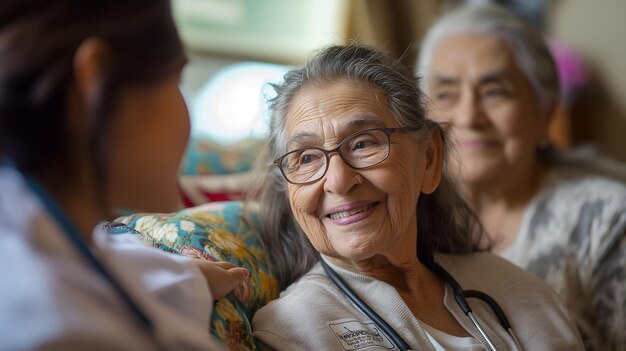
[351, 136, 377, 151]
[355, 141, 367, 149]
[482, 86, 510, 98]
[301, 154, 314, 164]
[437, 90, 453, 99]
[298, 151, 323, 165]
[286, 151, 317, 170]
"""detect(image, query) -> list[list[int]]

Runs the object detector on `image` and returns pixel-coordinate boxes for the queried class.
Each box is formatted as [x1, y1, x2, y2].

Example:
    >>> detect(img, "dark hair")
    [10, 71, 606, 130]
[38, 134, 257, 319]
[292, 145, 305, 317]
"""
[0, 1, 183, 215]
[247, 44, 485, 289]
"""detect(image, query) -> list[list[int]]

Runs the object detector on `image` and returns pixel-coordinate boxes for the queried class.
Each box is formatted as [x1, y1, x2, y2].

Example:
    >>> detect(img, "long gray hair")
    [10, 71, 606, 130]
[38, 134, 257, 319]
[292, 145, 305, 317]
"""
[247, 44, 485, 289]
[417, 3, 559, 114]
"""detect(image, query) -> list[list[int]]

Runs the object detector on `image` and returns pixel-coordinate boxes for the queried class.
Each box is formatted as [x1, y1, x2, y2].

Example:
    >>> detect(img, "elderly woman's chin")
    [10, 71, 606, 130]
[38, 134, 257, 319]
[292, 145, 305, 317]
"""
[321, 232, 389, 262]
[453, 157, 506, 186]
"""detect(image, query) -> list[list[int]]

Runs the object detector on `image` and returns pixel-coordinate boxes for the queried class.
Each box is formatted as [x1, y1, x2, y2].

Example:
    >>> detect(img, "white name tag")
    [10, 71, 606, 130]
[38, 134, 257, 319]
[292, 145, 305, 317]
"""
[327, 319, 395, 350]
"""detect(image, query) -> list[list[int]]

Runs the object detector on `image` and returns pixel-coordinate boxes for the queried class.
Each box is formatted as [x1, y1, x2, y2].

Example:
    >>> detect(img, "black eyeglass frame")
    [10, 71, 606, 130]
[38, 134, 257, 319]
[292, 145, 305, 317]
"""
[273, 127, 418, 185]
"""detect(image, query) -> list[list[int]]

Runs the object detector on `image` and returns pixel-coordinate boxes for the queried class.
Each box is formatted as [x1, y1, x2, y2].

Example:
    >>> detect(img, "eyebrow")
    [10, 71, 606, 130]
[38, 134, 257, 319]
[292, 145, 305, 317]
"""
[476, 71, 510, 86]
[286, 132, 318, 149]
[431, 75, 459, 86]
[286, 115, 387, 149]
[431, 70, 511, 87]
[345, 115, 387, 129]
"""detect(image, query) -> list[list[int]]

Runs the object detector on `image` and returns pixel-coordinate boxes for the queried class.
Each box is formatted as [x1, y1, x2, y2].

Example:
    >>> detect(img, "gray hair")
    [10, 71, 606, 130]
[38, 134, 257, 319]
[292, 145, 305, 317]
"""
[417, 3, 559, 113]
[247, 44, 485, 289]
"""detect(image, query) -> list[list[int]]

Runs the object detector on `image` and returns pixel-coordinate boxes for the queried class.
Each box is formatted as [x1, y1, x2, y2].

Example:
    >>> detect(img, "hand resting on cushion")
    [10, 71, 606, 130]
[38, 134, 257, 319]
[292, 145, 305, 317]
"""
[194, 259, 250, 299]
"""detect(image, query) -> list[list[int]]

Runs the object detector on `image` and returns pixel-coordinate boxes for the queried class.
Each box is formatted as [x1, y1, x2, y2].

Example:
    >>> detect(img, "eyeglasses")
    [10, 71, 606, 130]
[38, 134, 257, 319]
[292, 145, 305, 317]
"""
[274, 127, 415, 185]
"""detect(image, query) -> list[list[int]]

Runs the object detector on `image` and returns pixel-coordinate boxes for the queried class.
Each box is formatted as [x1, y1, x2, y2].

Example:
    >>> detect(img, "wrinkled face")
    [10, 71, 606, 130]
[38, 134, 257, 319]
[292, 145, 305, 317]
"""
[282, 80, 440, 263]
[425, 33, 548, 186]
[107, 62, 189, 213]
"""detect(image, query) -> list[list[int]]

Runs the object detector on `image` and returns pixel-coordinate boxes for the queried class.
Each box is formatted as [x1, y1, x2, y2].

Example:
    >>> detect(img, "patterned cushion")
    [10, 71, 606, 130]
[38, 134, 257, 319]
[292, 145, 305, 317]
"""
[113, 201, 279, 351]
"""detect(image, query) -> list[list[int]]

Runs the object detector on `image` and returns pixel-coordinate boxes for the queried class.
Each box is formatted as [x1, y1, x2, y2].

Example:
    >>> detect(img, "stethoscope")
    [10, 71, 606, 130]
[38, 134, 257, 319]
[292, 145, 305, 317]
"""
[5, 161, 171, 350]
[321, 259, 524, 351]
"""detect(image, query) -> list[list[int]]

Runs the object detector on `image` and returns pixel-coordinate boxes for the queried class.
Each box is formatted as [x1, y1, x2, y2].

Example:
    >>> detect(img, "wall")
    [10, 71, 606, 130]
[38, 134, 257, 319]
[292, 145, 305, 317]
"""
[548, 0, 626, 162]
[180, 0, 626, 161]
[174, 0, 349, 65]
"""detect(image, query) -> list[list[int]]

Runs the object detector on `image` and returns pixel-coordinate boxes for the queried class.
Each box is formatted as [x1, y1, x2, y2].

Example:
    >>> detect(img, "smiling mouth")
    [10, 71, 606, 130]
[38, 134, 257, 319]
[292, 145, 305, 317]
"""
[328, 203, 377, 220]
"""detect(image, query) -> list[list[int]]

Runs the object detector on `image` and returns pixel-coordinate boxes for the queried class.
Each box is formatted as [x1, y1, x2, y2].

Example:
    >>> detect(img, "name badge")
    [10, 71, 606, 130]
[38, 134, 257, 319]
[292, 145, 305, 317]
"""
[327, 319, 395, 350]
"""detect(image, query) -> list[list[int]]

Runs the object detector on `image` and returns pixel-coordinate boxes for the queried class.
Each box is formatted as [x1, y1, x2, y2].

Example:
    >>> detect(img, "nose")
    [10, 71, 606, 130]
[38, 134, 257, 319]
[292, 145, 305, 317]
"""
[322, 153, 360, 195]
[452, 90, 487, 129]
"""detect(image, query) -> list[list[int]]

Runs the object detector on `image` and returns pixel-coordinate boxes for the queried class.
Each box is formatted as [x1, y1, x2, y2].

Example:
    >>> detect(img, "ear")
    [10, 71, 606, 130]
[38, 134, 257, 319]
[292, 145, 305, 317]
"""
[65, 38, 110, 168]
[73, 38, 109, 105]
[420, 128, 443, 195]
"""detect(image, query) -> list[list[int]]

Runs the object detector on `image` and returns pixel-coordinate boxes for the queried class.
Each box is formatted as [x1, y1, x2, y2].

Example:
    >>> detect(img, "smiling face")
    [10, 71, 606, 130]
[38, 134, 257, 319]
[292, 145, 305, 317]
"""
[425, 33, 548, 188]
[282, 80, 441, 265]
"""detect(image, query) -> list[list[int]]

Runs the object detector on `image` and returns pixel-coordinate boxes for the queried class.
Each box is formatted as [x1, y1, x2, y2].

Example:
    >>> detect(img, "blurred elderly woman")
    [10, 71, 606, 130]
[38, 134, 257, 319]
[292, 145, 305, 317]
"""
[249, 44, 582, 350]
[417, 4, 626, 350]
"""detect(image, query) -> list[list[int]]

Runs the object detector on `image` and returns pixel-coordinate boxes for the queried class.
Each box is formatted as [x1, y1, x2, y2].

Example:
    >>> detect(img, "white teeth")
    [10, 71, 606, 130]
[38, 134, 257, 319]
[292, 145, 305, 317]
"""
[329, 203, 375, 220]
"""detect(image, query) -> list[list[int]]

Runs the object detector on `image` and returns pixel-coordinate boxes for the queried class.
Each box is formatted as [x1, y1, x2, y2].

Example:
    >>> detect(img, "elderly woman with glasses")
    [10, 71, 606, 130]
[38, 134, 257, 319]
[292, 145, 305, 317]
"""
[417, 4, 626, 350]
[248, 44, 582, 350]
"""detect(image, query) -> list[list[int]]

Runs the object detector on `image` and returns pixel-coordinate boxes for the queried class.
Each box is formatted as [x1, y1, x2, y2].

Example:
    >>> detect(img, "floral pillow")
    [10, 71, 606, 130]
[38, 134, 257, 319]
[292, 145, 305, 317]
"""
[112, 201, 279, 351]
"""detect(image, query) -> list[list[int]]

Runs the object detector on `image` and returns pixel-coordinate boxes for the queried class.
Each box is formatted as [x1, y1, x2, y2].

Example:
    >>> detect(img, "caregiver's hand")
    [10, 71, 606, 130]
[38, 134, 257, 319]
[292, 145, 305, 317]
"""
[194, 259, 249, 299]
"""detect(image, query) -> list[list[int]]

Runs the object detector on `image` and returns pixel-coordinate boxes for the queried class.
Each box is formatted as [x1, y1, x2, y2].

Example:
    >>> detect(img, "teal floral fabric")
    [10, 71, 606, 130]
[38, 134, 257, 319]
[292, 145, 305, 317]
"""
[113, 201, 279, 351]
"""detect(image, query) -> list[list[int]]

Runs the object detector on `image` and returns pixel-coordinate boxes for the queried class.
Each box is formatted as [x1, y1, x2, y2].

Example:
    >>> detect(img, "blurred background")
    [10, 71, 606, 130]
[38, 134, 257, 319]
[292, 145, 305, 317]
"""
[173, 0, 626, 204]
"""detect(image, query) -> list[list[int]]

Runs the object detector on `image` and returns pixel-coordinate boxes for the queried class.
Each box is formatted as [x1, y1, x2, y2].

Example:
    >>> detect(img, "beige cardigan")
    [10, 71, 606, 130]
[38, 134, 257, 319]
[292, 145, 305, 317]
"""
[253, 252, 583, 350]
